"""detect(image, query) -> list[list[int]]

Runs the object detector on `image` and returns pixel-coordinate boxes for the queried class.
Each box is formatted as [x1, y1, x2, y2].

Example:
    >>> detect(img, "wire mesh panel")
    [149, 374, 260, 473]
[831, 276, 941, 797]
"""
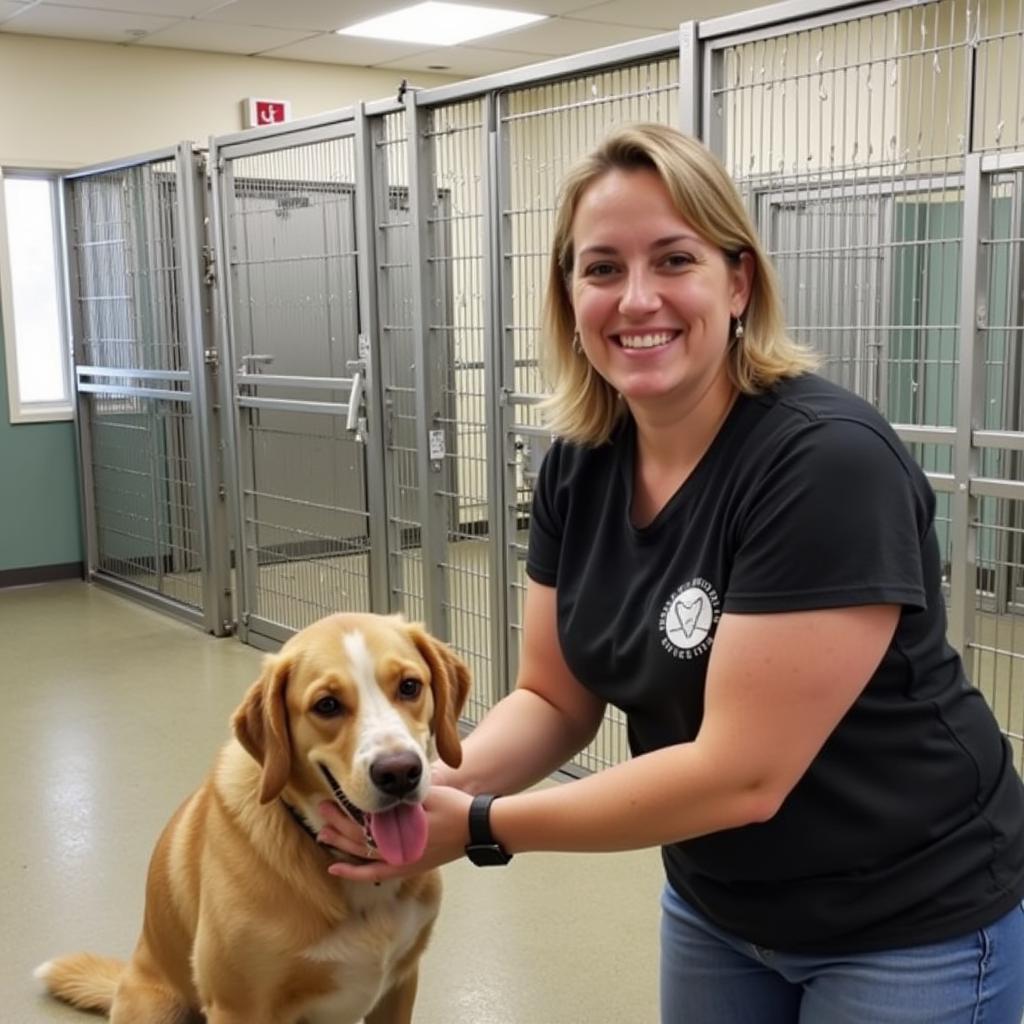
[371, 110, 424, 624]
[66, 151, 225, 630]
[706, 0, 1023, 758]
[498, 54, 681, 773]
[217, 131, 376, 642]
[973, 166, 1024, 764]
[412, 98, 496, 720]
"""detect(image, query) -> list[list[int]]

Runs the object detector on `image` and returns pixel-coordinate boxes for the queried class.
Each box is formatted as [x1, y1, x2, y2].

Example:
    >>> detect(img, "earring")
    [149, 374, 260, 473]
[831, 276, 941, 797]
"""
[572, 331, 582, 355]
[733, 317, 745, 341]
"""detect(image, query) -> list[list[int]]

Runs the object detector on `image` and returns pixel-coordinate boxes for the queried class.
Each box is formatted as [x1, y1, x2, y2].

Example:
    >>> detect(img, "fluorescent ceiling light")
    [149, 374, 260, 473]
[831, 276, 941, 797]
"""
[336, 1, 545, 46]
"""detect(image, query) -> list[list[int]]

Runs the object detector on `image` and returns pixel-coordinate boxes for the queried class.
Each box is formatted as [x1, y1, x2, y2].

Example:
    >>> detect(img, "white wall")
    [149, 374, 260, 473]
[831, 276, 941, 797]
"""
[0, 33, 461, 169]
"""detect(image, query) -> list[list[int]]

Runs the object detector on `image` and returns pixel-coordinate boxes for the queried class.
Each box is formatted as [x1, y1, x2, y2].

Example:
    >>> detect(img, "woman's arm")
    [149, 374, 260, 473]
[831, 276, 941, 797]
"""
[490, 602, 900, 853]
[433, 579, 608, 796]
[323, 595, 898, 877]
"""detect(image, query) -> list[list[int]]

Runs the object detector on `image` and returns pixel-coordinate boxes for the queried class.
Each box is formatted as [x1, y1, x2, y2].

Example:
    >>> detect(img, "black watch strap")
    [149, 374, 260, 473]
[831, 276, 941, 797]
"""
[465, 794, 513, 866]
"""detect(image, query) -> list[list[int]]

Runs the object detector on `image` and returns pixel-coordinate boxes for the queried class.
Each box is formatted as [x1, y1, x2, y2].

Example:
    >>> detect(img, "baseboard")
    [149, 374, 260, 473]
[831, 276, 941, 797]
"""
[0, 562, 85, 589]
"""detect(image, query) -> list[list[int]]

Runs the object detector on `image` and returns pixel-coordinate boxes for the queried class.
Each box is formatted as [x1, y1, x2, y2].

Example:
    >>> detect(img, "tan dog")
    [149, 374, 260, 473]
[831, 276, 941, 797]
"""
[36, 612, 470, 1024]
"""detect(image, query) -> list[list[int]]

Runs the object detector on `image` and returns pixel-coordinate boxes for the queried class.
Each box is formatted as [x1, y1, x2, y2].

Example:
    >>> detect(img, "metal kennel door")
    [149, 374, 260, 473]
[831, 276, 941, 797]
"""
[64, 145, 231, 634]
[211, 116, 388, 649]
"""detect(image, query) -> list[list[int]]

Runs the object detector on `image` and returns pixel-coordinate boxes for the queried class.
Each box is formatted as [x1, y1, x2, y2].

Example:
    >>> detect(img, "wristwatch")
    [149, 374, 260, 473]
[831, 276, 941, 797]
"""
[465, 794, 513, 866]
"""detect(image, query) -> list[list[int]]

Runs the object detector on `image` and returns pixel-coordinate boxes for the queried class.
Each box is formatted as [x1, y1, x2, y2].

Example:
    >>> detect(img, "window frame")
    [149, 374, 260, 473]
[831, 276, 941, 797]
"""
[0, 167, 74, 424]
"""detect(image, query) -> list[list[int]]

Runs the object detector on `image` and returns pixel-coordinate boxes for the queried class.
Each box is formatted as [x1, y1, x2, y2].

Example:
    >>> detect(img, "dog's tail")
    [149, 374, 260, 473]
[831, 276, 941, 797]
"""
[35, 952, 124, 1014]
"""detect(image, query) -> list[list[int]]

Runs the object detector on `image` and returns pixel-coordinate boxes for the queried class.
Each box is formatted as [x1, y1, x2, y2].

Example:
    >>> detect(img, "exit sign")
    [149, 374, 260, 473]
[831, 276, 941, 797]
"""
[242, 97, 292, 129]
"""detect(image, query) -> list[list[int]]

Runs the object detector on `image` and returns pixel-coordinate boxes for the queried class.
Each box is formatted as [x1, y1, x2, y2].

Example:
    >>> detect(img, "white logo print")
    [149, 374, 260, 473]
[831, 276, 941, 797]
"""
[659, 579, 721, 660]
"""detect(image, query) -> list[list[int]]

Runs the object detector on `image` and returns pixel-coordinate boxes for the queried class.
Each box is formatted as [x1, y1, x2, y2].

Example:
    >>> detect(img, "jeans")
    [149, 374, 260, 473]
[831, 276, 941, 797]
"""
[660, 883, 1024, 1023]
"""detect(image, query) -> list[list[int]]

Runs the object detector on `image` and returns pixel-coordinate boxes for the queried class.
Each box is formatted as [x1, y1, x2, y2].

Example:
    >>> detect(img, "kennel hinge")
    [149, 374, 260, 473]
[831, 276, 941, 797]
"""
[202, 244, 216, 287]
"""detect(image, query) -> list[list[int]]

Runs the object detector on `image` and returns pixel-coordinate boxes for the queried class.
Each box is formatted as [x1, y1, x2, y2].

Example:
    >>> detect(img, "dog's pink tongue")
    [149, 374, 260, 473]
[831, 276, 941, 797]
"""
[368, 803, 428, 866]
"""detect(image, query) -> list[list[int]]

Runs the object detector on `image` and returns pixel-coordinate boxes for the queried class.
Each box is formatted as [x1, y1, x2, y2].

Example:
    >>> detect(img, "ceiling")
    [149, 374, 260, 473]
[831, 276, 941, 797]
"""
[0, 0, 765, 77]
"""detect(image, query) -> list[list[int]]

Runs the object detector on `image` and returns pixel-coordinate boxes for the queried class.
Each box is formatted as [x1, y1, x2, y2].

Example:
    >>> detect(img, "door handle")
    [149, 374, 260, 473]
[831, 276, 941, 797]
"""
[238, 354, 275, 374]
[346, 371, 364, 432]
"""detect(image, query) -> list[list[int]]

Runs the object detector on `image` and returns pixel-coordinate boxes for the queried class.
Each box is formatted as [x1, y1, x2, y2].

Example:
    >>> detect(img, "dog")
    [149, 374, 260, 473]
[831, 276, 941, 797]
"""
[36, 611, 471, 1023]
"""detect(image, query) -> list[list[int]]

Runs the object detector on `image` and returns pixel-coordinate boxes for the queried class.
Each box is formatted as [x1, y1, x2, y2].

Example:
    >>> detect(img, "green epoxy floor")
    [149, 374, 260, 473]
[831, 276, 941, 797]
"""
[1, 580, 661, 1023]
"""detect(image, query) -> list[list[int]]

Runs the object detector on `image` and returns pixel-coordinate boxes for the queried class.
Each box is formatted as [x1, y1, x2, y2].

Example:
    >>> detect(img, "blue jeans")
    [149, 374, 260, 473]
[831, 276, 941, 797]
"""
[660, 883, 1024, 1023]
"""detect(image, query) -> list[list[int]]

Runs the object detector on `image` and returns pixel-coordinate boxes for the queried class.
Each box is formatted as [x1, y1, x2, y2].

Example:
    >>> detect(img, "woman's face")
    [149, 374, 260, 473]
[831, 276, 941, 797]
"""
[569, 166, 752, 415]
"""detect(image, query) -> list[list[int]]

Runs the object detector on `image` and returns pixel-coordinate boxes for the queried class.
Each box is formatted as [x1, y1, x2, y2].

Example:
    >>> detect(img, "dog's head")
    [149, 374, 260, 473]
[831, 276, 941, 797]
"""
[232, 613, 470, 864]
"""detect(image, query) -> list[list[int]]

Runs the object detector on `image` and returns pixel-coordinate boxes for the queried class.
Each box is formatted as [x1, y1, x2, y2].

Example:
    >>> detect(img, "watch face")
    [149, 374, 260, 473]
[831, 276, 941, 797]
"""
[467, 843, 512, 866]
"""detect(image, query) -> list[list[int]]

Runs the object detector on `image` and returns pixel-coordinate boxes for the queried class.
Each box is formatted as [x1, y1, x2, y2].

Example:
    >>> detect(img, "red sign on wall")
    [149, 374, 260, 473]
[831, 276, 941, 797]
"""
[242, 97, 292, 129]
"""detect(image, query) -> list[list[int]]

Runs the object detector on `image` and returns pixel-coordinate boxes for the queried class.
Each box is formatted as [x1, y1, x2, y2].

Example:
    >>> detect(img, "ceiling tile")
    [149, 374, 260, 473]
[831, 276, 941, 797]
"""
[138, 18, 316, 53]
[0, 1, 31, 22]
[375, 43, 551, 76]
[570, 0, 753, 30]
[198, 0, 383, 33]
[457, 0, 615, 14]
[260, 32, 430, 66]
[0, 3, 178, 41]
[42, 0, 222, 15]
[480, 15, 657, 55]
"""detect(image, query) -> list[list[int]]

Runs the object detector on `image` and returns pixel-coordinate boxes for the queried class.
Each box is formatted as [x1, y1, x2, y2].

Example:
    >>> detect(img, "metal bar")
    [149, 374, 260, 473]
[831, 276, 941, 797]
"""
[892, 425, 957, 445]
[980, 150, 1024, 173]
[89, 571, 208, 629]
[175, 143, 232, 635]
[700, 0, 916, 44]
[77, 366, 191, 382]
[503, 391, 548, 405]
[970, 478, 1024, 501]
[234, 396, 350, 415]
[949, 154, 987, 656]
[77, 382, 192, 401]
[211, 106, 357, 152]
[926, 472, 956, 494]
[494, 88, 524, 689]
[679, 21, 701, 138]
[62, 177, 100, 579]
[61, 146, 183, 182]
[483, 93, 510, 699]
[208, 148, 254, 642]
[974, 430, 1024, 452]
[214, 120, 357, 163]
[234, 372, 356, 390]
[413, 34, 679, 110]
[406, 96, 450, 640]
[703, 27, 726, 155]
[354, 103, 393, 614]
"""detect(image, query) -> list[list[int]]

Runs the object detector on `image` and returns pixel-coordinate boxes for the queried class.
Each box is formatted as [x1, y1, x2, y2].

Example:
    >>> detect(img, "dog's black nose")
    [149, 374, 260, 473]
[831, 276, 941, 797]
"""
[370, 752, 423, 797]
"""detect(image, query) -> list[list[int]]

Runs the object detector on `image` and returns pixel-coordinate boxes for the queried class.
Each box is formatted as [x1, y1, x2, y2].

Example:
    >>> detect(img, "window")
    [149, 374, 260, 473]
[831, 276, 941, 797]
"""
[0, 170, 73, 423]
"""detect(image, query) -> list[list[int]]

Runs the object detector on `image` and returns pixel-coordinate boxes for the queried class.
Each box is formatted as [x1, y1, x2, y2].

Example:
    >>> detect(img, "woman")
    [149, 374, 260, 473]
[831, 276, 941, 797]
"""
[321, 123, 1024, 1022]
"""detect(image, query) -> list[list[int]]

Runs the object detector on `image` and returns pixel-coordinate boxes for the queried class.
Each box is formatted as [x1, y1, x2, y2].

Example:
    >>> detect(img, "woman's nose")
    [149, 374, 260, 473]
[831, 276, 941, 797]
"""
[618, 267, 661, 315]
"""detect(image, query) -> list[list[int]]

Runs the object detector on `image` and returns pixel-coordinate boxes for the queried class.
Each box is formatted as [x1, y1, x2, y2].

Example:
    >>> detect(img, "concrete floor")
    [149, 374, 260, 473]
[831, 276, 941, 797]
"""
[1, 579, 662, 1024]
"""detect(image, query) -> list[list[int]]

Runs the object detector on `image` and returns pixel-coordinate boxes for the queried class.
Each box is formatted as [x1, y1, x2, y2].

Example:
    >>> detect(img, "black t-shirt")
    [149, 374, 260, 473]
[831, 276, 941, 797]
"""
[527, 373, 1024, 953]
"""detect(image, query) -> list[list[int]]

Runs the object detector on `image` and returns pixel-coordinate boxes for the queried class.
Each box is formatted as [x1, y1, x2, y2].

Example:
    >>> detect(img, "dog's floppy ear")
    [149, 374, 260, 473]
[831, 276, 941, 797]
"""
[406, 623, 471, 768]
[232, 653, 293, 804]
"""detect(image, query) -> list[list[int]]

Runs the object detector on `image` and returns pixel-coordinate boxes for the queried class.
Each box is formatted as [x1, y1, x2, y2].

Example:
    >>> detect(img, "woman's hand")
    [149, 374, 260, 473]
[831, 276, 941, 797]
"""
[319, 785, 473, 882]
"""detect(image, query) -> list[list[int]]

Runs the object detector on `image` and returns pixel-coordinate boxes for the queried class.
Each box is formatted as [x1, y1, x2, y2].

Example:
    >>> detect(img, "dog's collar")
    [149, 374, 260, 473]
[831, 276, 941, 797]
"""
[317, 764, 378, 852]
[282, 800, 327, 847]
[280, 799, 377, 866]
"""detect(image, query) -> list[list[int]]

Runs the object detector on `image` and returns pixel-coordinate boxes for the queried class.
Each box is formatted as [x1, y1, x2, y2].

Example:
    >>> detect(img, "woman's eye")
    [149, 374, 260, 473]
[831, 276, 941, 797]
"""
[663, 252, 695, 269]
[583, 262, 617, 278]
[397, 678, 422, 700]
[312, 696, 344, 717]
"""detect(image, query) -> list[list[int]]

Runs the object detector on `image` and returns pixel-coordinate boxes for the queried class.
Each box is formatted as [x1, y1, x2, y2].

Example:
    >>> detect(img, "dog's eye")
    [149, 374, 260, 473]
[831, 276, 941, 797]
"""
[312, 696, 344, 717]
[397, 678, 422, 700]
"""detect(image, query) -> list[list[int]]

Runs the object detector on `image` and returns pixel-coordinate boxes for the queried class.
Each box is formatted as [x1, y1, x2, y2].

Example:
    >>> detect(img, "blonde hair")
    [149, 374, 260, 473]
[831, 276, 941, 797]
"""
[540, 123, 817, 446]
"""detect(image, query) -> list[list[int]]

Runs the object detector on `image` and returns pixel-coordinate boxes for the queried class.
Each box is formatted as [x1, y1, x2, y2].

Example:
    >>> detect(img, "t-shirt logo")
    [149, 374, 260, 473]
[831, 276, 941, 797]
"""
[659, 579, 721, 660]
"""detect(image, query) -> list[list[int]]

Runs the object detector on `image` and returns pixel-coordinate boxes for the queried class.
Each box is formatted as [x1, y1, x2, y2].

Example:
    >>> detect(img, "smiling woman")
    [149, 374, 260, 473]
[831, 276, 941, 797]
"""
[0, 170, 73, 424]
[316, 123, 1024, 1024]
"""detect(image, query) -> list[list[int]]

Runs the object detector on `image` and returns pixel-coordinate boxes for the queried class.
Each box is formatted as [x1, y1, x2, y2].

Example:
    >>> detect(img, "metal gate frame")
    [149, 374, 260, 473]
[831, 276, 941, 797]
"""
[64, 144, 231, 635]
[210, 111, 390, 650]
[698, 0, 1024, 760]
